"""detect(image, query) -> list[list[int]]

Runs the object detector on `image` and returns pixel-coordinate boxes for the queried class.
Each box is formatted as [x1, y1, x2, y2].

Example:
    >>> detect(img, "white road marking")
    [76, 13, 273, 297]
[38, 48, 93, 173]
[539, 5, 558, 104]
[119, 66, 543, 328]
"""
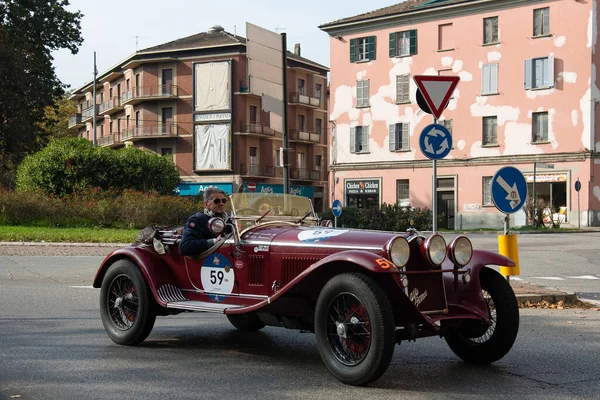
[532, 277, 566, 281]
[509, 277, 523, 281]
[70, 285, 95, 289]
[568, 275, 600, 280]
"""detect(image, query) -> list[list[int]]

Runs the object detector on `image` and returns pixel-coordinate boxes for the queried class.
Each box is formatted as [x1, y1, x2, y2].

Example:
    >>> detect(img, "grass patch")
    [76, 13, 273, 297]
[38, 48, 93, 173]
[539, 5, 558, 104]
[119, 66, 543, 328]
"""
[0, 225, 138, 243]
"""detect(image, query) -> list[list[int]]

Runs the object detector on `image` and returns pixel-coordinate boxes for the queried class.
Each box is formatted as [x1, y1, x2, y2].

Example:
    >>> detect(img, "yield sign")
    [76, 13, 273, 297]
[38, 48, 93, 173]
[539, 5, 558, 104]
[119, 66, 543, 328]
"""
[413, 75, 460, 119]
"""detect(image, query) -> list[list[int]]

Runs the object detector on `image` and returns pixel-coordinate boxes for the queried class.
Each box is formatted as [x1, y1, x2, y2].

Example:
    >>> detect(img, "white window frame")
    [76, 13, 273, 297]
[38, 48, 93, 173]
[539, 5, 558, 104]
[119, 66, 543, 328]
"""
[350, 125, 369, 154]
[483, 176, 492, 205]
[483, 16, 499, 44]
[482, 116, 497, 145]
[356, 80, 370, 108]
[532, 112, 549, 143]
[357, 37, 369, 61]
[524, 56, 554, 89]
[396, 74, 410, 104]
[533, 7, 550, 37]
[388, 123, 410, 152]
[397, 179, 410, 207]
[482, 63, 499, 95]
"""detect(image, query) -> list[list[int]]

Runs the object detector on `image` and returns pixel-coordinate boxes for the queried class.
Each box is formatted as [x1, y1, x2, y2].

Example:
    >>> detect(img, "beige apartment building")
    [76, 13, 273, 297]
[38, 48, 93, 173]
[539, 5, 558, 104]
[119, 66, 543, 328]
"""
[68, 25, 330, 212]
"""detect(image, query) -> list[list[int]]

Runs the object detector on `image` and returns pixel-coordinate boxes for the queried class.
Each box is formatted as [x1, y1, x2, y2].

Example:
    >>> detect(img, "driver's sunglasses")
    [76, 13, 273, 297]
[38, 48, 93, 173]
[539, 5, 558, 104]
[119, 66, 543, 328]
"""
[212, 198, 227, 204]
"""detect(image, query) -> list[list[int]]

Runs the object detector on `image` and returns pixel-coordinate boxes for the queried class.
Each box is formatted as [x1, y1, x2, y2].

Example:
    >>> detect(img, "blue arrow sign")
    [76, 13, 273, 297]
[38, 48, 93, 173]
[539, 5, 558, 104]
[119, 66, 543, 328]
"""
[419, 123, 452, 160]
[332, 199, 342, 217]
[491, 166, 528, 214]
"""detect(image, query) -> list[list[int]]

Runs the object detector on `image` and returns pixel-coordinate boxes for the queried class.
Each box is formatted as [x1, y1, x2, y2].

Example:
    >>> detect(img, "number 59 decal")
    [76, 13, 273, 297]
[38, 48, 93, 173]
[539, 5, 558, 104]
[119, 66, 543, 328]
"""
[375, 258, 392, 269]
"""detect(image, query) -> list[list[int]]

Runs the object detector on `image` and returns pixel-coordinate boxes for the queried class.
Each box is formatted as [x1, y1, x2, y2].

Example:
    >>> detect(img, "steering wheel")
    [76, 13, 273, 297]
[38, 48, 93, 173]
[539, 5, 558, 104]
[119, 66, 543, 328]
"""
[185, 234, 229, 261]
[235, 207, 259, 216]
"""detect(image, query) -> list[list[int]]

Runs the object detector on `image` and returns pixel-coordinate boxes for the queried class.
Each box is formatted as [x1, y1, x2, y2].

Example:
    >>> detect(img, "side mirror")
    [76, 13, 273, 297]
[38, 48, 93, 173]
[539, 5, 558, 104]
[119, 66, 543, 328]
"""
[208, 217, 226, 235]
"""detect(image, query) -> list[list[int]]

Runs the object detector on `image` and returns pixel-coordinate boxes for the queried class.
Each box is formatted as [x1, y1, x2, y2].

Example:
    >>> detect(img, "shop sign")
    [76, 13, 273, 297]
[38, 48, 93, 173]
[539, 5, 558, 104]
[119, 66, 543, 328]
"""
[194, 112, 232, 122]
[175, 182, 233, 196]
[346, 179, 380, 195]
[243, 183, 315, 198]
[525, 173, 567, 183]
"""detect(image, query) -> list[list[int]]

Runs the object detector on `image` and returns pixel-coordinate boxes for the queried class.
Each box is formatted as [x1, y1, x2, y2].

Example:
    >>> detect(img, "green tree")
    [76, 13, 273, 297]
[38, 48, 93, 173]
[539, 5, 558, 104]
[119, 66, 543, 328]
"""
[0, 0, 83, 188]
[38, 94, 79, 141]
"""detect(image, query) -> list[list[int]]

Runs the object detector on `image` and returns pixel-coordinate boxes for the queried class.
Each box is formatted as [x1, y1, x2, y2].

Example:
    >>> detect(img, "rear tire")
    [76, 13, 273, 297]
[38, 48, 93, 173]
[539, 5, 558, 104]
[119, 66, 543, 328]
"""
[314, 273, 395, 386]
[226, 313, 265, 332]
[444, 267, 519, 364]
[100, 259, 156, 346]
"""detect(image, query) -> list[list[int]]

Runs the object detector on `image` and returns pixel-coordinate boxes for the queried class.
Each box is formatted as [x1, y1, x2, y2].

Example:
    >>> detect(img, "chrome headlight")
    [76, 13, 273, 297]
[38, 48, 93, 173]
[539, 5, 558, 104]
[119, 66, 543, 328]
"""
[153, 237, 166, 254]
[424, 234, 446, 266]
[448, 236, 473, 266]
[387, 237, 410, 267]
[208, 217, 226, 235]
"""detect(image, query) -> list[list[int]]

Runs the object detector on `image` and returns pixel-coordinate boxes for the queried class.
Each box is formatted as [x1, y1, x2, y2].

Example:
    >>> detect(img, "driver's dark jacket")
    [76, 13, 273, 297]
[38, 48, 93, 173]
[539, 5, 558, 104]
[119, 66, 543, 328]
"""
[179, 212, 232, 257]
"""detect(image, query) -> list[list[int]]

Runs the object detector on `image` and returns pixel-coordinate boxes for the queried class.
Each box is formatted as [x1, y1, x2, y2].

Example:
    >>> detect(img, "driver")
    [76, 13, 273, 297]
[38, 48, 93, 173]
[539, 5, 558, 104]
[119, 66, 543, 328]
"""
[179, 187, 231, 257]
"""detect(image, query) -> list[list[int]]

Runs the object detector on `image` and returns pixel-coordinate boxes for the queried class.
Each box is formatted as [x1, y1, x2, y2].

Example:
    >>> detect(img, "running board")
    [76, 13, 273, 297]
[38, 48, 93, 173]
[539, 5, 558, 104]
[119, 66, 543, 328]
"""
[166, 300, 245, 313]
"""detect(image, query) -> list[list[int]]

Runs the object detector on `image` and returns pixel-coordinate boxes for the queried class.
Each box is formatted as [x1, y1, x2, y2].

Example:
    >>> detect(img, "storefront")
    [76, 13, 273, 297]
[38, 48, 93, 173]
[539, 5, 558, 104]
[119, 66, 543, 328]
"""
[175, 182, 233, 196]
[525, 172, 568, 221]
[242, 183, 315, 198]
[345, 178, 381, 208]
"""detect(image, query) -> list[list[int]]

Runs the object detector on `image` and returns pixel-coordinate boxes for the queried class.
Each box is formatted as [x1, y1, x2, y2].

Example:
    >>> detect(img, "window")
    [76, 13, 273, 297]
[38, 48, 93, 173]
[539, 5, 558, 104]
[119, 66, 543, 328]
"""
[483, 17, 498, 44]
[315, 118, 322, 134]
[350, 126, 369, 154]
[356, 80, 370, 107]
[532, 112, 548, 142]
[389, 30, 417, 57]
[275, 149, 281, 167]
[396, 179, 410, 207]
[315, 84, 322, 99]
[483, 116, 497, 145]
[297, 152, 306, 169]
[438, 23, 454, 51]
[396, 74, 410, 104]
[249, 147, 258, 165]
[298, 79, 305, 94]
[161, 148, 172, 156]
[442, 119, 453, 136]
[524, 56, 554, 89]
[109, 121, 113, 134]
[117, 118, 121, 133]
[135, 111, 140, 127]
[297, 115, 305, 131]
[483, 177, 492, 205]
[482, 63, 499, 95]
[533, 7, 550, 37]
[109, 87, 113, 99]
[99, 92, 104, 103]
[100, 125, 104, 137]
[249, 105, 257, 123]
[315, 154, 322, 171]
[388, 123, 410, 151]
[349, 36, 376, 63]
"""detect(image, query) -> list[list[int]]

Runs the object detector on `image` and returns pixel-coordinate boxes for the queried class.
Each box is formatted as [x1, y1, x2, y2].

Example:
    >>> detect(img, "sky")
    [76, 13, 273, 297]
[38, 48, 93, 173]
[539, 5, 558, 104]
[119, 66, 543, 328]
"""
[52, 0, 402, 90]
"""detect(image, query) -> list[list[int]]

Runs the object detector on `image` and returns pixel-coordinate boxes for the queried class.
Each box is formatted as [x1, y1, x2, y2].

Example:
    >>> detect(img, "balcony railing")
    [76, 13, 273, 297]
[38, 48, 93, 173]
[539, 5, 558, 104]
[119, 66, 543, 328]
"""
[98, 133, 121, 147]
[239, 122, 277, 136]
[240, 164, 275, 177]
[98, 97, 123, 115]
[290, 168, 320, 181]
[121, 85, 179, 104]
[289, 92, 321, 108]
[289, 128, 321, 143]
[68, 114, 83, 128]
[81, 105, 100, 122]
[121, 124, 182, 140]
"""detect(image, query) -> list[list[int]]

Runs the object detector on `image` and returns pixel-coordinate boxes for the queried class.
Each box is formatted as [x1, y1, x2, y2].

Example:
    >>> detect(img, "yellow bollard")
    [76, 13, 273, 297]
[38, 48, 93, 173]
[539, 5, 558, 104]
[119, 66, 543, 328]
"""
[498, 234, 520, 276]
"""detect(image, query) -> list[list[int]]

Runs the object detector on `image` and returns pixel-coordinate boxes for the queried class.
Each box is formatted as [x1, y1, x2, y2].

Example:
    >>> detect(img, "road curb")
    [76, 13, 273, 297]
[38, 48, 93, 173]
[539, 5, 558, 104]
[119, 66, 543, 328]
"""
[515, 292, 578, 305]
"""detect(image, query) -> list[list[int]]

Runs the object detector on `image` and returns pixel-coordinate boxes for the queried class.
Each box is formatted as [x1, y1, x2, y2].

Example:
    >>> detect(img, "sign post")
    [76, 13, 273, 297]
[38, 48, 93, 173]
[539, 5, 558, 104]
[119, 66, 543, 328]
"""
[331, 199, 342, 228]
[414, 75, 459, 233]
[575, 178, 581, 229]
[491, 166, 528, 280]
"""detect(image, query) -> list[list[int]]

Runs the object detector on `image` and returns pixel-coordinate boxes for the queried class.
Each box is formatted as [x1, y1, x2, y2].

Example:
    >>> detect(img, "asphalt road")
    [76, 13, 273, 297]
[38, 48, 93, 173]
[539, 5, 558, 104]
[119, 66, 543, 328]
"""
[1, 250, 600, 399]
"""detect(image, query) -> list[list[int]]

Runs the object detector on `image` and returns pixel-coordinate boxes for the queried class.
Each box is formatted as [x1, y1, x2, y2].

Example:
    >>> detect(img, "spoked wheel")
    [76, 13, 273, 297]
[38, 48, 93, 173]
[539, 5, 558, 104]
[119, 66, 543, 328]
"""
[444, 267, 519, 364]
[315, 273, 395, 386]
[100, 260, 156, 346]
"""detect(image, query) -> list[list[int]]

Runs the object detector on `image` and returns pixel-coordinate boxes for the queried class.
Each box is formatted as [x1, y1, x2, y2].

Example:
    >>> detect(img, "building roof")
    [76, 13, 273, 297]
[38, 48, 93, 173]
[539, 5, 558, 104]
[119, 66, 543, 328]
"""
[139, 29, 247, 53]
[319, 0, 473, 29]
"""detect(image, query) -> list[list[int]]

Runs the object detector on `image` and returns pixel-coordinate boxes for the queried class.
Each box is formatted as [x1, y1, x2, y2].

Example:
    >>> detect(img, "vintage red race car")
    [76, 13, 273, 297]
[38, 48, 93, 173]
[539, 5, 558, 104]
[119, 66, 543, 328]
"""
[93, 193, 519, 386]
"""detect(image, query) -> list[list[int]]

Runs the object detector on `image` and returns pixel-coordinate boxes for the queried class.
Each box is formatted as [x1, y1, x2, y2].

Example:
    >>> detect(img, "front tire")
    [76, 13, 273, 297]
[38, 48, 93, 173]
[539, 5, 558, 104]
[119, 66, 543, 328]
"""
[444, 267, 519, 364]
[100, 259, 156, 346]
[314, 273, 395, 386]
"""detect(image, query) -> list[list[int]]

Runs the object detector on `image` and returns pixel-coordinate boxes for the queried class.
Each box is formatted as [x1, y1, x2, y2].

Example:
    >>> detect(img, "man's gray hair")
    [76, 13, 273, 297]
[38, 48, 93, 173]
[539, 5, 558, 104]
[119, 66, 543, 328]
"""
[203, 186, 227, 201]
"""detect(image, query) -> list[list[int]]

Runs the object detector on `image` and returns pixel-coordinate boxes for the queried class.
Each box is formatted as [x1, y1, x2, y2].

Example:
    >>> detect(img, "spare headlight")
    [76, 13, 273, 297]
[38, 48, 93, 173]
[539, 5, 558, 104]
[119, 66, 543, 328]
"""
[208, 217, 226, 235]
[387, 237, 410, 267]
[448, 236, 473, 266]
[423, 234, 446, 266]
[153, 237, 166, 255]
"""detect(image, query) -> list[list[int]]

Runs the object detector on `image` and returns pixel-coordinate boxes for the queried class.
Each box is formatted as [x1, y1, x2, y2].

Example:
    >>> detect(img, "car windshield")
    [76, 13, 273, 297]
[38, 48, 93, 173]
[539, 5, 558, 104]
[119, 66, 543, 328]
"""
[230, 193, 316, 220]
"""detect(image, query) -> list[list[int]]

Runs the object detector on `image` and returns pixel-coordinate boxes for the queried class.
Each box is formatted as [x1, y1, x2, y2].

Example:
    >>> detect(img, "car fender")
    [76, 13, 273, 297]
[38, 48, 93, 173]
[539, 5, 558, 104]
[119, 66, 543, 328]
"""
[443, 249, 516, 318]
[93, 246, 179, 308]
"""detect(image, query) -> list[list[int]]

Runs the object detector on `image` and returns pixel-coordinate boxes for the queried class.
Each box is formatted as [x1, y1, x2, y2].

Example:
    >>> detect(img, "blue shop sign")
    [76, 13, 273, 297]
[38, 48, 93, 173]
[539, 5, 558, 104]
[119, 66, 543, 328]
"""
[243, 183, 314, 198]
[175, 183, 233, 196]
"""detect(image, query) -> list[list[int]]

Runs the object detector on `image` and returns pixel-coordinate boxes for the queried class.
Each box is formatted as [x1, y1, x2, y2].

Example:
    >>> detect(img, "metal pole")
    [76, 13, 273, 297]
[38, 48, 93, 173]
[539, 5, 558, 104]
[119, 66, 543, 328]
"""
[532, 162, 537, 227]
[504, 213, 510, 283]
[334, 216, 337, 228]
[92, 51, 97, 146]
[432, 117, 438, 233]
[281, 33, 290, 194]
[578, 176, 581, 229]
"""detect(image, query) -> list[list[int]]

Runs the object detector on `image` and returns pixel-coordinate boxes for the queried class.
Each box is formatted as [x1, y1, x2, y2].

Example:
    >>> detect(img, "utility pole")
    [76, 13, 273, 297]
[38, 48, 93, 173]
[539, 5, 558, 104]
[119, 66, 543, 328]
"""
[92, 51, 98, 147]
[281, 33, 290, 194]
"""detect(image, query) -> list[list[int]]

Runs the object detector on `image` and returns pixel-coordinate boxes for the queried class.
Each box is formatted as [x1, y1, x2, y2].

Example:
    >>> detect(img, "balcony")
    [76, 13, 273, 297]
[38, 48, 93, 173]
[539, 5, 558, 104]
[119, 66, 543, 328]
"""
[81, 105, 101, 122]
[289, 92, 321, 108]
[121, 84, 179, 105]
[68, 114, 84, 129]
[289, 128, 321, 144]
[98, 133, 122, 148]
[240, 164, 276, 177]
[121, 124, 183, 141]
[238, 121, 277, 137]
[291, 168, 321, 181]
[98, 97, 123, 115]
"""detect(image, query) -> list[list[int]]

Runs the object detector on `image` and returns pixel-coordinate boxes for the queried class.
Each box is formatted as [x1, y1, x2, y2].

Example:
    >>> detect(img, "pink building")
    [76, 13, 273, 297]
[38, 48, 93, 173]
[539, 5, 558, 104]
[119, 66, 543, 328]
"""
[320, 0, 600, 228]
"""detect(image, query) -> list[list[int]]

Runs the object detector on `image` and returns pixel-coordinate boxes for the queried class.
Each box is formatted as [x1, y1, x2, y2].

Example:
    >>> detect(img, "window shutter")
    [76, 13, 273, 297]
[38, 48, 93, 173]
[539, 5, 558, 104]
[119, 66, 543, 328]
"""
[368, 36, 376, 60]
[409, 30, 417, 55]
[490, 64, 498, 94]
[350, 39, 356, 63]
[482, 64, 490, 94]
[524, 59, 532, 89]
[534, 11, 542, 36]
[547, 54, 554, 87]
[389, 32, 396, 58]
[402, 123, 409, 150]
[365, 80, 370, 106]
[350, 127, 356, 153]
[356, 80, 362, 106]
[492, 18, 498, 42]
[543, 10, 550, 34]
[362, 126, 369, 152]
[389, 124, 396, 151]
